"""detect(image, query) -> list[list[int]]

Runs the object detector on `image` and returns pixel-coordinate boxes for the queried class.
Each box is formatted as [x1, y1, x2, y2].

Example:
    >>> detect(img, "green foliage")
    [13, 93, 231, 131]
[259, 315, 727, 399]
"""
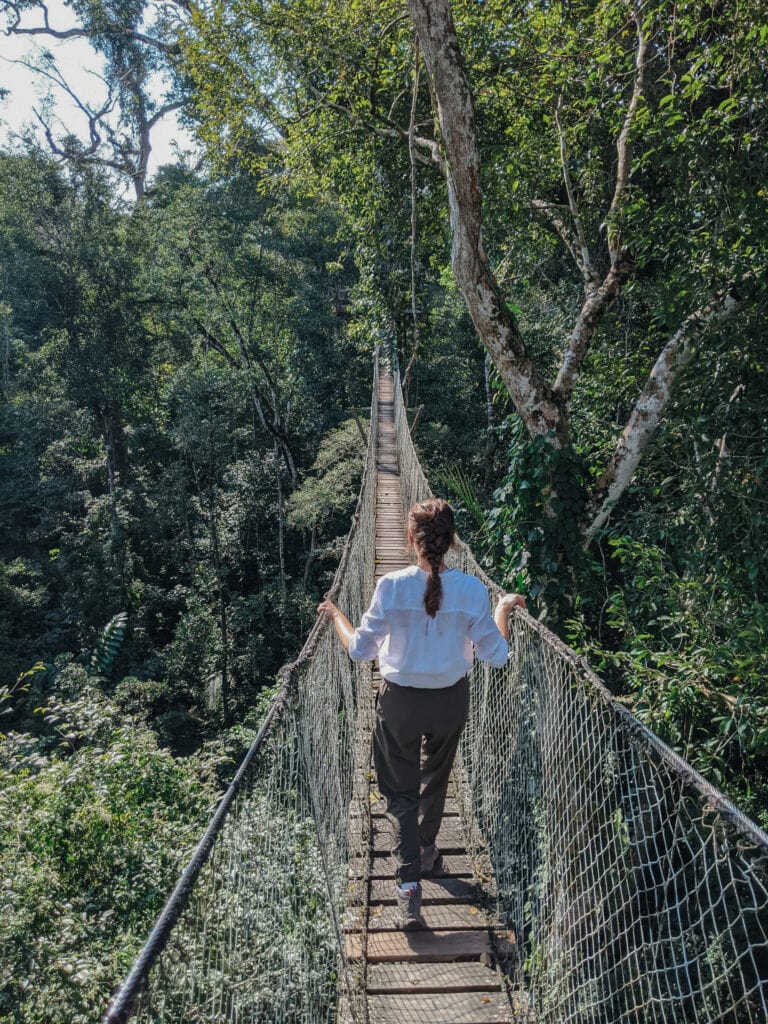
[432, 464, 486, 532]
[287, 419, 365, 534]
[567, 537, 768, 826]
[0, 141, 370, 1018]
[0, 149, 367, 721]
[0, 667, 218, 1023]
[488, 421, 589, 619]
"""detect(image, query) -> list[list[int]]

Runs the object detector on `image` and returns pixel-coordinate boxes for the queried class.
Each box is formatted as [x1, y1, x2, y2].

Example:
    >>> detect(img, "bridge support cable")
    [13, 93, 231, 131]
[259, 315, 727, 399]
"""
[392, 367, 768, 1023]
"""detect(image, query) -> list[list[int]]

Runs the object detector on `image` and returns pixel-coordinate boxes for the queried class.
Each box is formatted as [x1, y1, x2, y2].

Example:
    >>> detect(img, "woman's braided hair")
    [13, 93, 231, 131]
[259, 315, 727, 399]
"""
[408, 498, 456, 617]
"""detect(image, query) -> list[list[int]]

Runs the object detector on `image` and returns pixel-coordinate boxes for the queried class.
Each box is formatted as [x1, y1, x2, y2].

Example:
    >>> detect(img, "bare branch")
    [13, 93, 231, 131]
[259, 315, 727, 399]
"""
[146, 99, 185, 132]
[15, 56, 114, 120]
[13, 38, 188, 199]
[21, 55, 117, 163]
[387, 88, 408, 122]
[4, 0, 182, 55]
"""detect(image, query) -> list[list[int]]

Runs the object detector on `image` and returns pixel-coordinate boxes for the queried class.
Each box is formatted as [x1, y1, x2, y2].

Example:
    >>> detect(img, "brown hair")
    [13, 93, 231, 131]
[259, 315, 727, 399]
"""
[408, 498, 456, 617]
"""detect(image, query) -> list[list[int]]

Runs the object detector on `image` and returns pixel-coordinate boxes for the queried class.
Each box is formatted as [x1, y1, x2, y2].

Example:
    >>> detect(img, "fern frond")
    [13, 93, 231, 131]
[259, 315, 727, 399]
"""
[90, 612, 129, 678]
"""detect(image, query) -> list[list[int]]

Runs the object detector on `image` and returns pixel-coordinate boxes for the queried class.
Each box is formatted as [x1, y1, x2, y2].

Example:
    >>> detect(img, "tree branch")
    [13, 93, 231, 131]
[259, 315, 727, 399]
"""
[4, 0, 182, 55]
[546, 12, 648, 405]
[11, 46, 186, 199]
[585, 282, 751, 542]
[553, 252, 633, 402]
[308, 91, 441, 167]
[531, 198, 581, 272]
[603, 3, 649, 265]
[554, 94, 597, 284]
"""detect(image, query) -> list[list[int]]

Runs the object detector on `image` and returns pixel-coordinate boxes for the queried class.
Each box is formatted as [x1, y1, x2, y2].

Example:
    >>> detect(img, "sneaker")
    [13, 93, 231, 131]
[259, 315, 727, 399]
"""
[420, 843, 444, 877]
[395, 882, 423, 930]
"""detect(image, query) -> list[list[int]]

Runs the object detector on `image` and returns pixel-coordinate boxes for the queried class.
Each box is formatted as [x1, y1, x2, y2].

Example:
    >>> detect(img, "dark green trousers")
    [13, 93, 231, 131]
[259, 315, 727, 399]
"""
[373, 675, 470, 885]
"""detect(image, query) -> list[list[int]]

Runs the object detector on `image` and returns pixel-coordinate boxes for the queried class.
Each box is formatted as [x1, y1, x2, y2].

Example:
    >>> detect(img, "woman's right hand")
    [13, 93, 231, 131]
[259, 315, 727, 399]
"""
[498, 593, 526, 615]
[318, 599, 354, 651]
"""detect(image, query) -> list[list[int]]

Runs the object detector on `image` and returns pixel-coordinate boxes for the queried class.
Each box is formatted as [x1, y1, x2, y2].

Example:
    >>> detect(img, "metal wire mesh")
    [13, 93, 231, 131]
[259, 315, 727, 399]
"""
[392, 367, 768, 1023]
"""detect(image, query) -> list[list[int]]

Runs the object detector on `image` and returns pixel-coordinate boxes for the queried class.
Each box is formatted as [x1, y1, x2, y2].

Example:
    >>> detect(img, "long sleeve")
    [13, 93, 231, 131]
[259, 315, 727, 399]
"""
[468, 588, 508, 667]
[348, 578, 389, 662]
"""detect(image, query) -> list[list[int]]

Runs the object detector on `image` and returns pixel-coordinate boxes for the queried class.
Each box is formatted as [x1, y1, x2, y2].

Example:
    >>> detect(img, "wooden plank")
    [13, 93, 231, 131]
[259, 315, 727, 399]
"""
[369, 877, 479, 903]
[366, 903, 489, 931]
[344, 375, 518, 1023]
[370, 817, 466, 853]
[367, 961, 501, 994]
[366, 992, 510, 1024]
[347, 929, 492, 963]
[368, 852, 473, 878]
[371, 803, 459, 818]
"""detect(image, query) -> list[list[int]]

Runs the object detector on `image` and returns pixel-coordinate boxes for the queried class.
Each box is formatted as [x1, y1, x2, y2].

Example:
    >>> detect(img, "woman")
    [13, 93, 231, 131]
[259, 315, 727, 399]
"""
[318, 498, 525, 929]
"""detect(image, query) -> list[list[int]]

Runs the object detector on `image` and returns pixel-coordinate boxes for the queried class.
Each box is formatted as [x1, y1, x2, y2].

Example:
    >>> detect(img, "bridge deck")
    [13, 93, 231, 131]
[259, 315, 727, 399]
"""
[342, 373, 514, 1023]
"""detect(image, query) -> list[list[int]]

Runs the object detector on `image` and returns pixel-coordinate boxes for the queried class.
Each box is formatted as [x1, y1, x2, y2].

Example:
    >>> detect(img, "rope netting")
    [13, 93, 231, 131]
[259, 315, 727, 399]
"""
[103, 354, 380, 1024]
[393, 369, 768, 1023]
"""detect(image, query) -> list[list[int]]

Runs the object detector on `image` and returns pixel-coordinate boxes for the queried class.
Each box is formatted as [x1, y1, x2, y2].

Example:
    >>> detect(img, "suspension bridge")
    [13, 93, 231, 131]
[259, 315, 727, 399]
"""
[104, 354, 768, 1024]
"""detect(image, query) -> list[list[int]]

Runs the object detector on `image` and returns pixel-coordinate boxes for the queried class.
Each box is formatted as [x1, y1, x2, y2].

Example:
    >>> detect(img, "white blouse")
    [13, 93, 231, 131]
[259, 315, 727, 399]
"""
[348, 565, 508, 688]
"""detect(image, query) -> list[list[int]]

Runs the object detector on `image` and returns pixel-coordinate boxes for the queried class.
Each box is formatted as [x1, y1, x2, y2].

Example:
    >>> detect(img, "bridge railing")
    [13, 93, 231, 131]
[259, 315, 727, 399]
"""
[393, 368, 768, 1024]
[103, 352, 380, 1024]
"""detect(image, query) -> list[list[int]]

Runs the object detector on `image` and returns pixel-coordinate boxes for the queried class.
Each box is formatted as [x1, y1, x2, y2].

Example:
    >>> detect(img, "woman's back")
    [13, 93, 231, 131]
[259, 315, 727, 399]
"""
[349, 564, 508, 688]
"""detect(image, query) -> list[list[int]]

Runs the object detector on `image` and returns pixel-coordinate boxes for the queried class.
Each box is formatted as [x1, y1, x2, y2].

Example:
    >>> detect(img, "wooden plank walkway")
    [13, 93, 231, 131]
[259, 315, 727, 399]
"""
[342, 372, 515, 1023]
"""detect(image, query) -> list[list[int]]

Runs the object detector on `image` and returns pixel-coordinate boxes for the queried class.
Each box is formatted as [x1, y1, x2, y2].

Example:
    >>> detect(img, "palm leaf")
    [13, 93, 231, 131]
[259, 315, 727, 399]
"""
[432, 465, 486, 530]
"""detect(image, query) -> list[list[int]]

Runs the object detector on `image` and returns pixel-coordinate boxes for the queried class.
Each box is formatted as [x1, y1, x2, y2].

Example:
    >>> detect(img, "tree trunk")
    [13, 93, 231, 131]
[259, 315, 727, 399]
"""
[406, 0, 566, 443]
[483, 353, 498, 487]
[402, 41, 422, 409]
[101, 402, 128, 489]
[207, 487, 231, 726]
[274, 437, 287, 607]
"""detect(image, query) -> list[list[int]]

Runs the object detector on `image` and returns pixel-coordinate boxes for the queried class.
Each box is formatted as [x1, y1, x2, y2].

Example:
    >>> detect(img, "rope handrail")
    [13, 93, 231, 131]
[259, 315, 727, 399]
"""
[102, 692, 288, 1024]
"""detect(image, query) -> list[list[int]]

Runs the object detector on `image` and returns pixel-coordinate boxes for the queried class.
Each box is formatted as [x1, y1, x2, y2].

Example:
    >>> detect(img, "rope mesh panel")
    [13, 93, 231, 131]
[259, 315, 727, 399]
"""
[104, 356, 379, 1024]
[393, 368, 768, 1023]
